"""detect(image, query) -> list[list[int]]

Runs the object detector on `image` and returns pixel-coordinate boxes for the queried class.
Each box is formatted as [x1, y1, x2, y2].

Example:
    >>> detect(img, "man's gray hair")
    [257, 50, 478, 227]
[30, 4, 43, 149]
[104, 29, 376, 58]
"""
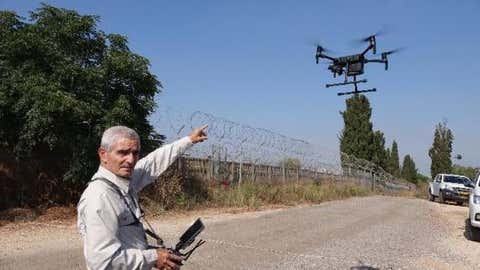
[100, 126, 140, 152]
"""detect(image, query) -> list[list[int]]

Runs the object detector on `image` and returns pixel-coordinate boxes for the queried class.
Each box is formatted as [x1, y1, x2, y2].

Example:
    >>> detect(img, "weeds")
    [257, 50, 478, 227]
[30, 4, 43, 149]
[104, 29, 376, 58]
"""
[142, 177, 374, 213]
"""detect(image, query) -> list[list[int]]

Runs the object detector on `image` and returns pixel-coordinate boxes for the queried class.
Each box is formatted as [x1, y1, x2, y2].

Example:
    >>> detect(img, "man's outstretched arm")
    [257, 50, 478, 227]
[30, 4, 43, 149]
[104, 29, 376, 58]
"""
[131, 125, 208, 193]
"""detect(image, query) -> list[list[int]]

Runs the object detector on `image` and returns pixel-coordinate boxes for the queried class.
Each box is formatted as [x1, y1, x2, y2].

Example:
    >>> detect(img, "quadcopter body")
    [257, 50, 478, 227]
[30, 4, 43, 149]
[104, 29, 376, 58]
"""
[315, 35, 399, 96]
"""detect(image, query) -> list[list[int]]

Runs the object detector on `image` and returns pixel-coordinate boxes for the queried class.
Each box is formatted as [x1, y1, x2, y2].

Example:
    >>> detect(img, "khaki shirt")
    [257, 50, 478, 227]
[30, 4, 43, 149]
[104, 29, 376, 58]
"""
[77, 137, 193, 270]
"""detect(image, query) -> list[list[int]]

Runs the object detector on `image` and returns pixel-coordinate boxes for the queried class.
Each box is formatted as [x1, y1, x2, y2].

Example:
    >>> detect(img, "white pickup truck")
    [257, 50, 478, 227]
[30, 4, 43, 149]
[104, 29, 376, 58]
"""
[468, 171, 480, 240]
[428, 173, 473, 205]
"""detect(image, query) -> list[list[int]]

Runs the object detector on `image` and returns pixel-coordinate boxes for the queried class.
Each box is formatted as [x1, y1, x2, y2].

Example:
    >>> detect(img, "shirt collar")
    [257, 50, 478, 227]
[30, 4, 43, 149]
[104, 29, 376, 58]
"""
[92, 165, 131, 193]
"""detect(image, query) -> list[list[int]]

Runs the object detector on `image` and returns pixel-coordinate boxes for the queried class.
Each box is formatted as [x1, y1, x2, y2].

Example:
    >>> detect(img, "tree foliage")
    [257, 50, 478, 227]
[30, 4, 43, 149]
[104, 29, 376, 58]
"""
[387, 141, 400, 177]
[339, 94, 393, 174]
[401, 154, 417, 183]
[428, 122, 453, 178]
[371, 130, 388, 169]
[451, 164, 477, 180]
[339, 94, 374, 161]
[0, 5, 163, 208]
[415, 173, 430, 183]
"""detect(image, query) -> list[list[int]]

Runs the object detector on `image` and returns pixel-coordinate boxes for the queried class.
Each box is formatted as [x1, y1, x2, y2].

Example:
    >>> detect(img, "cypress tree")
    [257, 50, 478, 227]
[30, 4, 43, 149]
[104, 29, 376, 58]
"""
[388, 141, 400, 177]
[339, 94, 374, 161]
[428, 122, 454, 178]
[371, 130, 388, 169]
[385, 148, 391, 166]
[401, 155, 418, 183]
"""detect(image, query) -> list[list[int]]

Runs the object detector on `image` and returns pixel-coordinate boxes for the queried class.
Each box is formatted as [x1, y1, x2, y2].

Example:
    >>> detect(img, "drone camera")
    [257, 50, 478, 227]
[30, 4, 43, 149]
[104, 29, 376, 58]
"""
[347, 62, 364, 76]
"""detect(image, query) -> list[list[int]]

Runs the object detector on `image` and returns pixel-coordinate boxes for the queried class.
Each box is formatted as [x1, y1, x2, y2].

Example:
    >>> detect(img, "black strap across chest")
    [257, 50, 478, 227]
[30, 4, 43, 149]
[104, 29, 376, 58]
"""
[93, 177, 142, 225]
[91, 177, 164, 245]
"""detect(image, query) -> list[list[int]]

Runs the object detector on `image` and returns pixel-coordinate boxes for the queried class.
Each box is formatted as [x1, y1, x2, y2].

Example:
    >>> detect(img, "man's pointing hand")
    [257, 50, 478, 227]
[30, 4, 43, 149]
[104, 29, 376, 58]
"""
[189, 125, 208, 144]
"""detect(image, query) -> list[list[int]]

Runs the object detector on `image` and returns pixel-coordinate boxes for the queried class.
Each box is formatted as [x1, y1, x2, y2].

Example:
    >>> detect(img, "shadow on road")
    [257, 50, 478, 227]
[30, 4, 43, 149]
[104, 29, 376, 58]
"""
[350, 266, 379, 270]
[350, 260, 393, 270]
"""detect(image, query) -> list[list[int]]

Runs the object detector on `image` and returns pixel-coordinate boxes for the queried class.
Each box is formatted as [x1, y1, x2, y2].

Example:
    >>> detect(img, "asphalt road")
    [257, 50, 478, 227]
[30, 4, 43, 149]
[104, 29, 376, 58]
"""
[1, 196, 479, 270]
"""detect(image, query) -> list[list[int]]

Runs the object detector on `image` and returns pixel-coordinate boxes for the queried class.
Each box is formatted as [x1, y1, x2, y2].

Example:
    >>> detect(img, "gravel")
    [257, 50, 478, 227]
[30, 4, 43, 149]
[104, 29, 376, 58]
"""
[1, 196, 478, 270]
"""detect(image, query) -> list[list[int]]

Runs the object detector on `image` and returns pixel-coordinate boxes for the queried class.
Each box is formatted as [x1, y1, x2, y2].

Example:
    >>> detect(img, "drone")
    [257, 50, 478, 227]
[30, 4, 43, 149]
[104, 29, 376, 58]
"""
[315, 34, 400, 96]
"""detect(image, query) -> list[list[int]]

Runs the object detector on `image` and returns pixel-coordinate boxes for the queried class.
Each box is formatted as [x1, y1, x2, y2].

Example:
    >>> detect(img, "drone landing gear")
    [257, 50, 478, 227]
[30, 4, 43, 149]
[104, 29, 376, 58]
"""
[327, 75, 377, 96]
[326, 79, 367, 88]
[337, 88, 376, 96]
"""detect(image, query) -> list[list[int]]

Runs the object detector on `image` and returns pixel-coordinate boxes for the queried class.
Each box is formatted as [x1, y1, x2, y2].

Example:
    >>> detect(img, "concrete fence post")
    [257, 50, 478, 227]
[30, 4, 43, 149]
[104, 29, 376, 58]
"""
[252, 164, 256, 182]
[371, 170, 375, 191]
[239, 161, 243, 184]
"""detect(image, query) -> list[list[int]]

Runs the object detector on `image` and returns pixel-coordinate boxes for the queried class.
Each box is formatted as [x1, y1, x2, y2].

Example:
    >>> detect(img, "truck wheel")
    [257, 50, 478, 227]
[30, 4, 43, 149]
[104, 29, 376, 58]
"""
[438, 191, 444, 203]
[428, 190, 435, 201]
[468, 219, 480, 241]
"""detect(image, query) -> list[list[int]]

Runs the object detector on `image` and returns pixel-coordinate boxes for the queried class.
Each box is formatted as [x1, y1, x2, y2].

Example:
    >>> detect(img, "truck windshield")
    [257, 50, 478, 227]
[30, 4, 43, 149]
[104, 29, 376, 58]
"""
[444, 175, 469, 184]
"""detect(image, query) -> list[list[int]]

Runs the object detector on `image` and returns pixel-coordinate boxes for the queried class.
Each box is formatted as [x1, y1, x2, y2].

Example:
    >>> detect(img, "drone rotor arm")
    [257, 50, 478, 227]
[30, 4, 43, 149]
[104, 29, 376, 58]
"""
[361, 45, 373, 56]
[315, 52, 335, 64]
[319, 54, 336, 61]
[364, 59, 385, 63]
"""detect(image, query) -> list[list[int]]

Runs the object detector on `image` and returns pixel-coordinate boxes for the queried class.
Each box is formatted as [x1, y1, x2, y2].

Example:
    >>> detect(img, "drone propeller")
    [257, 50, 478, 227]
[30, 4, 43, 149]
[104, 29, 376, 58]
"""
[354, 25, 393, 43]
[380, 48, 403, 70]
[381, 47, 404, 57]
[358, 29, 386, 43]
[315, 44, 332, 64]
[352, 28, 391, 54]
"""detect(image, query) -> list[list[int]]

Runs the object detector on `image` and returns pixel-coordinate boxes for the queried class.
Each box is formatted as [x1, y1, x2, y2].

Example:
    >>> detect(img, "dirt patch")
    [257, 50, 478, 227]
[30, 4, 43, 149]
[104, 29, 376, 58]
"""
[426, 201, 480, 268]
[414, 256, 471, 270]
[0, 208, 39, 225]
[35, 206, 77, 224]
[0, 206, 77, 227]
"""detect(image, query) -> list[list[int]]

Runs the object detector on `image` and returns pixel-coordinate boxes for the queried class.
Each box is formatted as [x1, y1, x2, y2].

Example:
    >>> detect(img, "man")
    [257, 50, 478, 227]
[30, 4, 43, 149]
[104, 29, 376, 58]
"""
[77, 125, 207, 270]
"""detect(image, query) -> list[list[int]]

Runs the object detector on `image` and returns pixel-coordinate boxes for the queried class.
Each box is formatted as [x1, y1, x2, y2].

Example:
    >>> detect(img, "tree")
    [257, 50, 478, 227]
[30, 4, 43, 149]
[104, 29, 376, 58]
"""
[0, 5, 163, 208]
[401, 154, 417, 183]
[371, 130, 388, 169]
[416, 173, 430, 183]
[428, 122, 454, 178]
[385, 147, 391, 166]
[387, 141, 400, 177]
[451, 164, 477, 180]
[339, 94, 374, 161]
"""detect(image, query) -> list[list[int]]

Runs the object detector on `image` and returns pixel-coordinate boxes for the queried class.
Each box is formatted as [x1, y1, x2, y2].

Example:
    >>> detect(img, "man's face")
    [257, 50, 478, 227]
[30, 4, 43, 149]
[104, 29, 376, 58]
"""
[99, 137, 140, 178]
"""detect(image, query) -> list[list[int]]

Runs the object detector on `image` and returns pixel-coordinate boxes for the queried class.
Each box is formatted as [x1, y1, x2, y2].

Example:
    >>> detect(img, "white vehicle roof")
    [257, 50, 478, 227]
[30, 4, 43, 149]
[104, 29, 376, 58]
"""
[438, 173, 469, 178]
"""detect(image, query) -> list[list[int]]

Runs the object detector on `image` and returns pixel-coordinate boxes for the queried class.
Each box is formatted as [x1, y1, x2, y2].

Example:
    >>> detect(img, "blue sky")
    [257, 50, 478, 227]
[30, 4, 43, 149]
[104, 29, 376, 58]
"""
[2, 0, 479, 175]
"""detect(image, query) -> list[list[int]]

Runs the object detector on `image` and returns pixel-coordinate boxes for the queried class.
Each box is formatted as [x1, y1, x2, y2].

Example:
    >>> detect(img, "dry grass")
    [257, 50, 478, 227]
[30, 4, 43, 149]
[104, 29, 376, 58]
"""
[183, 181, 372, 210]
